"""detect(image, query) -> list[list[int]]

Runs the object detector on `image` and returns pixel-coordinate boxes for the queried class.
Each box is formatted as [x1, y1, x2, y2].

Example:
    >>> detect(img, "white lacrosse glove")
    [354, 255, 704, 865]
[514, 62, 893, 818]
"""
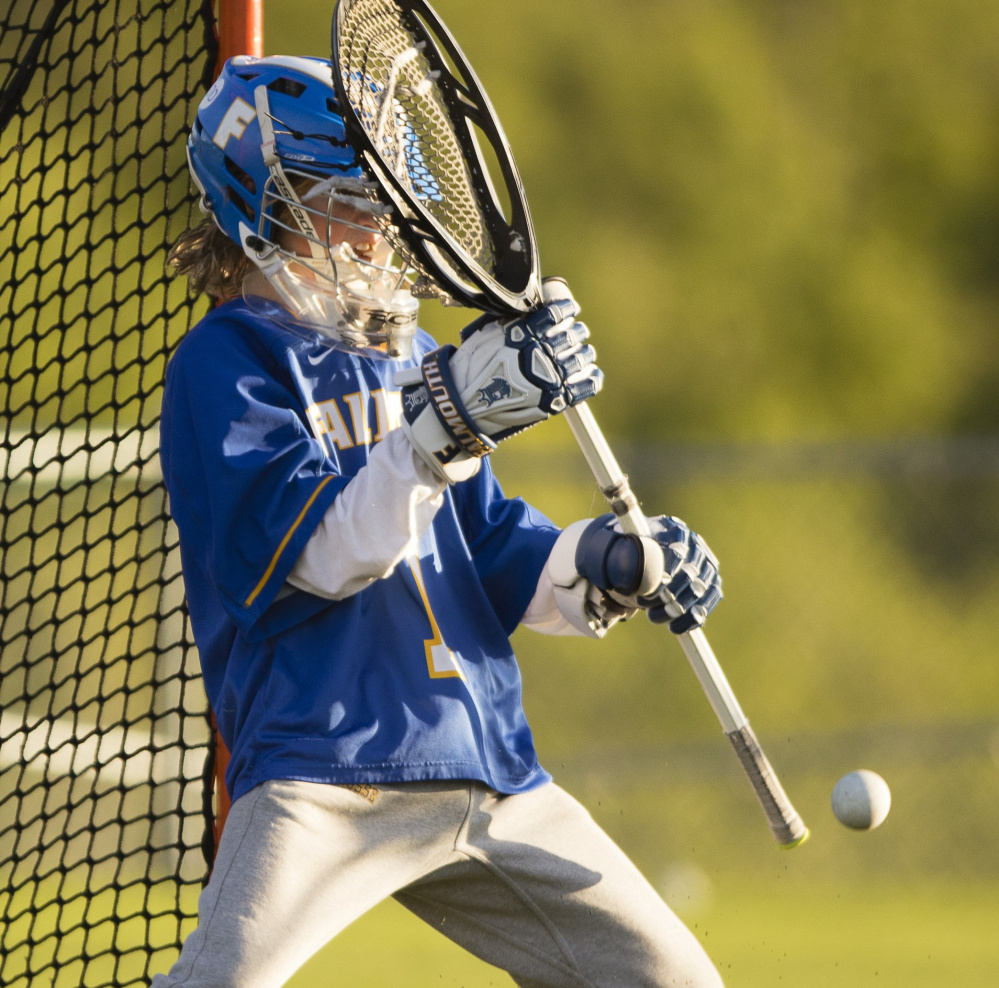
[394, 297, 603, 483]
[554, 513, 723, 636]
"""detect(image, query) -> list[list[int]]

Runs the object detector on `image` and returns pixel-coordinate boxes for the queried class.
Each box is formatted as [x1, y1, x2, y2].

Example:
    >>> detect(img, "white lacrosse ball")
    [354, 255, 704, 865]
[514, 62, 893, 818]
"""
[831, 770, 891, 830]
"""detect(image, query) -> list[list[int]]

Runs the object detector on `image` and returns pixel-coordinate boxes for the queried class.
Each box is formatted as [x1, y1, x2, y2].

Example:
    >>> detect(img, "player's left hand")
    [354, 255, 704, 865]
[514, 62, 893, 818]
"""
[574, 513, 723, 634]
[636, 515, 723, 632]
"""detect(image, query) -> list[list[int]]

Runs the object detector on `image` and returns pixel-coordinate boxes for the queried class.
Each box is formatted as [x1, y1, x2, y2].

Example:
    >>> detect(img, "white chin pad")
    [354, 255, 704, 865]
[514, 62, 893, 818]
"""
[245, 248, 419, 359]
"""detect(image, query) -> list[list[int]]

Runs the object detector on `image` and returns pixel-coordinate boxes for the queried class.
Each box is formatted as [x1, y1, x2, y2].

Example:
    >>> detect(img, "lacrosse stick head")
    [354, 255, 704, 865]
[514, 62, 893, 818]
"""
[331, 0, 542, 315]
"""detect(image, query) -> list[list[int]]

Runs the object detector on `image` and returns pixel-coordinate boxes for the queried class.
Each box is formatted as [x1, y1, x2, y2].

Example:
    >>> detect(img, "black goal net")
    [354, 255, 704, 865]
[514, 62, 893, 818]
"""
[1, 2, 218, 985]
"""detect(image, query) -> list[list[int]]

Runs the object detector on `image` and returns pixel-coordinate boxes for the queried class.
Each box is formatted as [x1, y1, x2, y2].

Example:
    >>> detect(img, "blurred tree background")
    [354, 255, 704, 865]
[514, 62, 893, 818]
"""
[320, 0, 999, 444]
[265, 2, 999, 986]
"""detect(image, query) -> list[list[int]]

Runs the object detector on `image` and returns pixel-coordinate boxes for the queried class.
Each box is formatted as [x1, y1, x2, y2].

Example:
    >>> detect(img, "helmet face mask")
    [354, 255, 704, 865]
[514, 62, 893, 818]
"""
[186, 55, 419, 359]
[246, 234, 420, 359]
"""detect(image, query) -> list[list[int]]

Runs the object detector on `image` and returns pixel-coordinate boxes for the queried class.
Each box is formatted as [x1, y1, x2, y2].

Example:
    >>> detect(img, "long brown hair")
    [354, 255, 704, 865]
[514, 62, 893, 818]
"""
[168, 220, 251, 300]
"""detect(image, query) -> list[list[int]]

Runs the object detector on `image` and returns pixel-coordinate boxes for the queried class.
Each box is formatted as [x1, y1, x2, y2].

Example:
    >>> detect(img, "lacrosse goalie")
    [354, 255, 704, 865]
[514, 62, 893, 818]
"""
[155, 55, 724, 988]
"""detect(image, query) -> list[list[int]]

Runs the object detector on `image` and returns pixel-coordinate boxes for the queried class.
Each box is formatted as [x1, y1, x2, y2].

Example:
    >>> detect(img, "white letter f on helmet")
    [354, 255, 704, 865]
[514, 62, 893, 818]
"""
[213, 98, 256, 150]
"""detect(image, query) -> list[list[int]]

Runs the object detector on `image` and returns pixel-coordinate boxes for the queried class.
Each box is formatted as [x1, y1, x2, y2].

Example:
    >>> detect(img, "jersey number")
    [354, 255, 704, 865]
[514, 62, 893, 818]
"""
[407, 555, 462, 679]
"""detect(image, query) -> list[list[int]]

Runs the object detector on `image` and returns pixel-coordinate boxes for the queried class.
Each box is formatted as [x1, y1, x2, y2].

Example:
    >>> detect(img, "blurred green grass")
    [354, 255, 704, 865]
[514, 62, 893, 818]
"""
[10, 732, 995, 988]
[281, 877, 999, 988]
[276, 712, 999, 986]
[14, 869, 997, 988]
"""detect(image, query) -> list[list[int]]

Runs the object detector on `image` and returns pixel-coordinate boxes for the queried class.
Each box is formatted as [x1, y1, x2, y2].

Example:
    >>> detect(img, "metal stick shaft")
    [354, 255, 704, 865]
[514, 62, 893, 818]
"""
[563, 405, 747, 731]
[562, 404, 808, 847]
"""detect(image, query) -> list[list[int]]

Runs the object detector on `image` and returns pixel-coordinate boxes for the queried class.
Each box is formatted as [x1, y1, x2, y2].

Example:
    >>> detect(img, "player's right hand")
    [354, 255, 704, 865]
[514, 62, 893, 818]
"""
[573, 514, 723, 634]
[395, 299, 602, 483]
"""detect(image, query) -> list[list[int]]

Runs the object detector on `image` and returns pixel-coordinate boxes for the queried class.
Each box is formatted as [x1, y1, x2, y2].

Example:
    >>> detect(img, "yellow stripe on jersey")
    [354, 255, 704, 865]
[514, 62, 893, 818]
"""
[244, 475, 338, 607]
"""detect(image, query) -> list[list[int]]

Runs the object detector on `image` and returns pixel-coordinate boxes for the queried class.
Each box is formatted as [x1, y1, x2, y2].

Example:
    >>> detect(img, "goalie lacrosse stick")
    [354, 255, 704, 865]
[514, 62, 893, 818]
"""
[331, 0, 808, 848]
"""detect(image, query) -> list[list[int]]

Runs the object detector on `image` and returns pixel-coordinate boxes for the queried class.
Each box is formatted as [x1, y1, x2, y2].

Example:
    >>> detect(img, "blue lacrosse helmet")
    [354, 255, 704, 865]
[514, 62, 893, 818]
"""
[185, 55, 421, 359]
[187, 55, 362, 246]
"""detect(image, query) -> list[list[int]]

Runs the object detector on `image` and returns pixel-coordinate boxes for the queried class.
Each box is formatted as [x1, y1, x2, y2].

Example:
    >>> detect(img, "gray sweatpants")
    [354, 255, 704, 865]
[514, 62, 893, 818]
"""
[152, 779, 723, 988]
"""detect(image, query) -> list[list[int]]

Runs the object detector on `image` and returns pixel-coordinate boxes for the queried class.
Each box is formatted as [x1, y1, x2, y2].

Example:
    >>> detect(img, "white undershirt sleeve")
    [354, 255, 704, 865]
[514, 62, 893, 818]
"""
[287, 428, 448, 600]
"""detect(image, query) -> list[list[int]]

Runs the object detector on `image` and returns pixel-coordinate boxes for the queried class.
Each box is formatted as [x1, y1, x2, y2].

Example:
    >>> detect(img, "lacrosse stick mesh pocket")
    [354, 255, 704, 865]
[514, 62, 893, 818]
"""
[337, 0, 498, 279]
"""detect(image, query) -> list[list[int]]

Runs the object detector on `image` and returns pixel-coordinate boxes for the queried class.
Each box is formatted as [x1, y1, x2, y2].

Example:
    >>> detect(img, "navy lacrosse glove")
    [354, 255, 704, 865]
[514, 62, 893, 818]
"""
[396, 296, 603, 483]
[574, 513, 722, 634]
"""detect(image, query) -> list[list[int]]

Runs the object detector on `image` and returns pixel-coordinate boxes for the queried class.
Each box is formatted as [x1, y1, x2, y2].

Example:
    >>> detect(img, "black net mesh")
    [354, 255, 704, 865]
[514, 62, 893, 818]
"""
[0, 2, 218, 985]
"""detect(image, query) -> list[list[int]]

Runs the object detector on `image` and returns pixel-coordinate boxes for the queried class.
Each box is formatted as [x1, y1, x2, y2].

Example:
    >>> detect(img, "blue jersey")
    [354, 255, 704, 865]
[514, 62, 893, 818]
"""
[159, 299, 559, 800]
